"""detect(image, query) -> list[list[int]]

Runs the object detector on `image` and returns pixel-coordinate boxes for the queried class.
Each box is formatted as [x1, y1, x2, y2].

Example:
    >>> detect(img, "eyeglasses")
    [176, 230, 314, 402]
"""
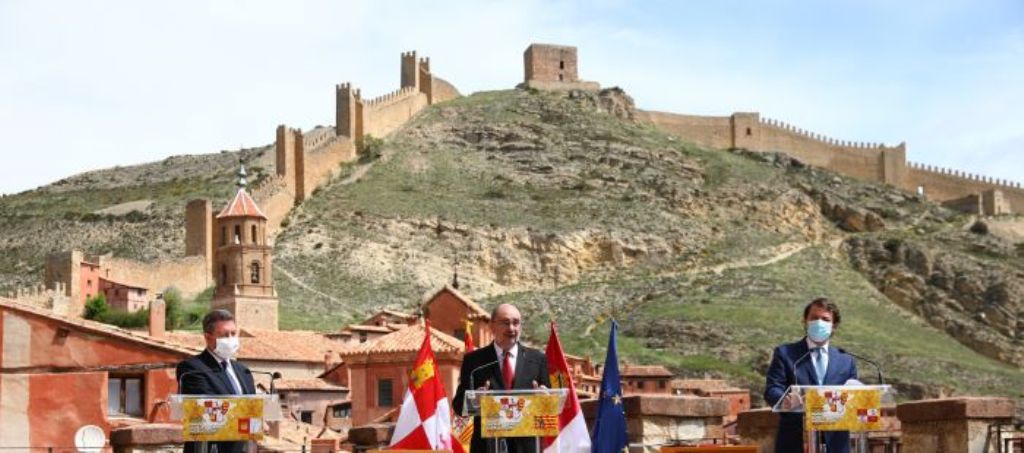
[492, 319, 521, 327]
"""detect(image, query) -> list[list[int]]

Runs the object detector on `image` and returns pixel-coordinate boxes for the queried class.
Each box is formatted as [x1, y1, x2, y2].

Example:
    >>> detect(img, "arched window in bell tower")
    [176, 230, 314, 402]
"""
[250, 261, 261, 284]
[233, 225, 241, 244]
[251, 225, 258, 244]
[220, 264, 227, 286]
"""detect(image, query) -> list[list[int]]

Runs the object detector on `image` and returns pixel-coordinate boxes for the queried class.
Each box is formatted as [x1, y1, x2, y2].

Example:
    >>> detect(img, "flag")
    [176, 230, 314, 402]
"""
[452, 320, 476, 453]
[542, 322, 591, 453]
[591, 321, 628, 453]
[390, 321, 455, 450]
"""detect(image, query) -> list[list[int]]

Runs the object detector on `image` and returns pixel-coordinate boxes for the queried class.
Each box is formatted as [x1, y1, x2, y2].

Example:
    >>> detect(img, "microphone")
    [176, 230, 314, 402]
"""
[246, 369, 283, 394]
[469, 359, 501, 392]
[838, 347, 884, 385]
[789, 347, 816, 386]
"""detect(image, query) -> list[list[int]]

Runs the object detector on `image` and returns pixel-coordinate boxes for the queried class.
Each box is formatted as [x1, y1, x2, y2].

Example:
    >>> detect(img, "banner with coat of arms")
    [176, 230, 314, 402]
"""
[182, 397, 265, 441]
[804, 387, 883, 432]
[480, 394, 561, 438]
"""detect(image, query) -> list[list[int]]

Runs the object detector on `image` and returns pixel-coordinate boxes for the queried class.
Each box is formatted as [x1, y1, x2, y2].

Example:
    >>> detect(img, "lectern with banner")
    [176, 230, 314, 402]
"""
[772, 385, 894, 453]
[464, 389, 568, 453]
[169, 394, 283, 452]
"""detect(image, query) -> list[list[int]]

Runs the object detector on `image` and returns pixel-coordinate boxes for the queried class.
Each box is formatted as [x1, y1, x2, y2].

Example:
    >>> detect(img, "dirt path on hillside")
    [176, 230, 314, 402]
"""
[274, 265, 347, 305]
[583, 237, 845, 335]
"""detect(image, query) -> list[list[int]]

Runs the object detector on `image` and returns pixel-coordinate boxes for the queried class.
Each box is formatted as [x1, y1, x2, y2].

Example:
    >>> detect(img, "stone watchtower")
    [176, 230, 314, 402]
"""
[522, 43, 599, 91]
[210, 165, 279, 330]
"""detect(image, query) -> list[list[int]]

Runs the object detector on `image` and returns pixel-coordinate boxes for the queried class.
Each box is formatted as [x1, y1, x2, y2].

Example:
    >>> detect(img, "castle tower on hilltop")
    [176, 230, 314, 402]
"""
[522, 43, 599, 91]
[210, 165, 279, 331]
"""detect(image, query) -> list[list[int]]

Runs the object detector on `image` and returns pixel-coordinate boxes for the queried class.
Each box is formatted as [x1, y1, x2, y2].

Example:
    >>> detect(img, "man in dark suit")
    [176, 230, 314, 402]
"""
[764, 298, 860, 453]
[176, 309, 256, 453]
[453, 303, 551, 453]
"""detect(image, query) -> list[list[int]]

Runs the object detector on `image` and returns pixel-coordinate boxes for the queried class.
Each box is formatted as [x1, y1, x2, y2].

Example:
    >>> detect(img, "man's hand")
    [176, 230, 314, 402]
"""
[476, 380, 492, 392]
[532, 380, 548, 389]
[781, 392, 803, 410]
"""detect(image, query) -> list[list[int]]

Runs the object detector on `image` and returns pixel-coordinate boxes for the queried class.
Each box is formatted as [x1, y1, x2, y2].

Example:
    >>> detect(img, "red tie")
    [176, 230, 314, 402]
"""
[502, 351, 514, 389]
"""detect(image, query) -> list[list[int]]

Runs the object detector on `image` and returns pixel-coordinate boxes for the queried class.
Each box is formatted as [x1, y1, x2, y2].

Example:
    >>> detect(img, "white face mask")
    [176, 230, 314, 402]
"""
[214, 336, 240, 359]
[806, 319, 833, 343]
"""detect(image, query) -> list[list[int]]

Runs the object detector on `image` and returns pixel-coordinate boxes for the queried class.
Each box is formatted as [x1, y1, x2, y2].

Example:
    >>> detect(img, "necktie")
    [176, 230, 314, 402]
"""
[502, 351, 514, 389]
[223, 361, 242, 395]
[814, 349, 826, 385]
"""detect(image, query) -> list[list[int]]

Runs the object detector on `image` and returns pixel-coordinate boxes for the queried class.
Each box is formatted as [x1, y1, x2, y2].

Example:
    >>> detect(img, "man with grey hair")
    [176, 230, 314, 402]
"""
[453, 303, 550, 453]
[176, 309, 256, 453]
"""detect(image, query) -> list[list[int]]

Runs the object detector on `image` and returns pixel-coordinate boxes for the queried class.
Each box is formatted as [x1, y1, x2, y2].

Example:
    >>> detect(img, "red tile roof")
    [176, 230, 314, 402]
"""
[0, 297, 198, 356]
[339, 324, 464, 356]
[165, 329, 348, 363]
[423, 285, 490, 320]
[216, 188, 267, 219]
[275, 378, 349, 392]
[620, 364, 674, 378]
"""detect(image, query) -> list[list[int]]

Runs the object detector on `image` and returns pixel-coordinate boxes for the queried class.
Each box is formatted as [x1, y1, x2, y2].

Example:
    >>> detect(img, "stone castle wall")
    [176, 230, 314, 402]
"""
[643, 109, 1021, 214]
[905, 163, 1024, 213]
[362, 88, 430, 138]
[100, 255, 211, 298]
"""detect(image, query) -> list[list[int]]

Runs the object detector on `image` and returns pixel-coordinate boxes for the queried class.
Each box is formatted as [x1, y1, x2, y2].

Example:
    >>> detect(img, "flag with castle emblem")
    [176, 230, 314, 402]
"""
[390, 320, 455, 450]
[542, 322, 591, 453]
[452, 320, 475, 453]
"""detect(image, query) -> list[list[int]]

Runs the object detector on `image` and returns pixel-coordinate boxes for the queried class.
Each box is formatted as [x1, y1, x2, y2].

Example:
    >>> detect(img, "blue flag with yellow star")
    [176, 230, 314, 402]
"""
[591, 320, 628, 453]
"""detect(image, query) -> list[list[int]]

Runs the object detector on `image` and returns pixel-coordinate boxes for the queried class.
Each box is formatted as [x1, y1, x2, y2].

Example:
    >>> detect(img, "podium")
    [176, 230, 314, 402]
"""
[772, 385, 894, 453]
[169, 394, 283, 451]
[463, 389, 568, 453]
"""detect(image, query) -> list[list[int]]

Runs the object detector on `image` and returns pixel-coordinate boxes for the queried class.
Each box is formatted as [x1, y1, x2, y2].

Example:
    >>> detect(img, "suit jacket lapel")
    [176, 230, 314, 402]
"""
[481, 344, 503, 390]
[199, 350, 233, 395]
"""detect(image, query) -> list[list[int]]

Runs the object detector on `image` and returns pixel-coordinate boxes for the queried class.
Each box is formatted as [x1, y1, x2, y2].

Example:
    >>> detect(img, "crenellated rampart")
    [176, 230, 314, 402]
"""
[643, 110, 908, 189]
[905, 162, 1024, 214]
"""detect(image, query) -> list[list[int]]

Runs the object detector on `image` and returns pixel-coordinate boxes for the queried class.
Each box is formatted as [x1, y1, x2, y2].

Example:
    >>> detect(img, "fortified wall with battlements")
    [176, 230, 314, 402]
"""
[46, 50, 461, 310]
[637, 110, 1024, 214]
[520, 44, 1023, 216]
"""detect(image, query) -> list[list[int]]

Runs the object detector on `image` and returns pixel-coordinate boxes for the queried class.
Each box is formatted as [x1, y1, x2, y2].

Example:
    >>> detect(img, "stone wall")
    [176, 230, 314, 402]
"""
[898, 397, 1016, 453]
[100, 255, 211, 299]
[905, 163, 1024, 213]
[430, 76, 461, 104]
[362, 88, 429, 138]
[642, 109, 1024, 215]
[638, 111, 733, 150]
[581, 395, 729, 452]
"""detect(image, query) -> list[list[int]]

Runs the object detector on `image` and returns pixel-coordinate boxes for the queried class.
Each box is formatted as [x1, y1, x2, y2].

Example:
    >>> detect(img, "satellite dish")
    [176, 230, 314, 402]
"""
[74, 425, 106, 453]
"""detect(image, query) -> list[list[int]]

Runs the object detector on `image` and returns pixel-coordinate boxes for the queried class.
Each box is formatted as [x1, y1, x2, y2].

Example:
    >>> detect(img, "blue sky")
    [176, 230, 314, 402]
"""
[1, 0, 1021, 195]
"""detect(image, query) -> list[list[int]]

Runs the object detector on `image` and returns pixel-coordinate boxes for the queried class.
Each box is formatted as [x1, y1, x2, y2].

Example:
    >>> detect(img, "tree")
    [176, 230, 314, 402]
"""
[83, 294, 109, 320]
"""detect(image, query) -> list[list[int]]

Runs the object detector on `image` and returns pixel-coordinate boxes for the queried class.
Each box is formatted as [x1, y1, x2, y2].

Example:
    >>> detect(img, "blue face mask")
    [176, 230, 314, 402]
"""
[807, 320, 833, 343]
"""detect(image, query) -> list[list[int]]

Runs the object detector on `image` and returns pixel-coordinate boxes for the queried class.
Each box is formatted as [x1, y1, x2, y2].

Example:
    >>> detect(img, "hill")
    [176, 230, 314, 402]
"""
[1, 87, 1021, 404]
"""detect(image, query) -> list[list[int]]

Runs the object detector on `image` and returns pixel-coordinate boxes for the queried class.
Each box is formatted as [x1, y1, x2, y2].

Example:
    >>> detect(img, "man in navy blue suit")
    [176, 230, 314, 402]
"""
[764, 298, 859, 453]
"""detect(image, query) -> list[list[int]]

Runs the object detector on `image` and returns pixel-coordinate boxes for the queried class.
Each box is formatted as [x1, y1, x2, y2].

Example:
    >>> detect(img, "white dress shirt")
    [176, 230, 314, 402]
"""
[493, 342, 518, 379]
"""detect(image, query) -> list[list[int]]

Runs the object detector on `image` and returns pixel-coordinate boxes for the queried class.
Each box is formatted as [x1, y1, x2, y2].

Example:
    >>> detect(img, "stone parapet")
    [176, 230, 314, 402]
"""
[736, 408, 778, 453]
[524, 80, 601, 92]
[109, 423, 183, 453]
[348, 422, 395, 450]
[581, 395, 729, 452]
[897, 397, 1015, 453]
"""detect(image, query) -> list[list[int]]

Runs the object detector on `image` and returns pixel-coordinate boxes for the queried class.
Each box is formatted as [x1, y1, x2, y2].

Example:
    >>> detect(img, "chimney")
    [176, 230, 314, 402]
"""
[324, 351, 334, 373]
[149, 299, 166, 339]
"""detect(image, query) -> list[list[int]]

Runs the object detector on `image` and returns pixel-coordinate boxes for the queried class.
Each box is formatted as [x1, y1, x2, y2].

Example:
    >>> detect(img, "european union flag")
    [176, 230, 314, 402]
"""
[591, 321, 628, 453]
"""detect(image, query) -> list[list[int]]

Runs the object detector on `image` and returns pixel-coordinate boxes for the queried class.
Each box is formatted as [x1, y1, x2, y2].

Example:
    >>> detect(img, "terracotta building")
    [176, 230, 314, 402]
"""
[338, 324, 464, 426]
[620, 363, 674, 395]
[421, 284, 492, 346]
[0, 296, 195, 448]
[99, 277, 148, 313]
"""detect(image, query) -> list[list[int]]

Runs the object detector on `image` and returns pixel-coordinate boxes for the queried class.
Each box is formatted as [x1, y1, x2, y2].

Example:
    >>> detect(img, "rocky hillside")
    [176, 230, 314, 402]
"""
[270, 88, 1024, 401]
[1, 87, 1021, 403]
